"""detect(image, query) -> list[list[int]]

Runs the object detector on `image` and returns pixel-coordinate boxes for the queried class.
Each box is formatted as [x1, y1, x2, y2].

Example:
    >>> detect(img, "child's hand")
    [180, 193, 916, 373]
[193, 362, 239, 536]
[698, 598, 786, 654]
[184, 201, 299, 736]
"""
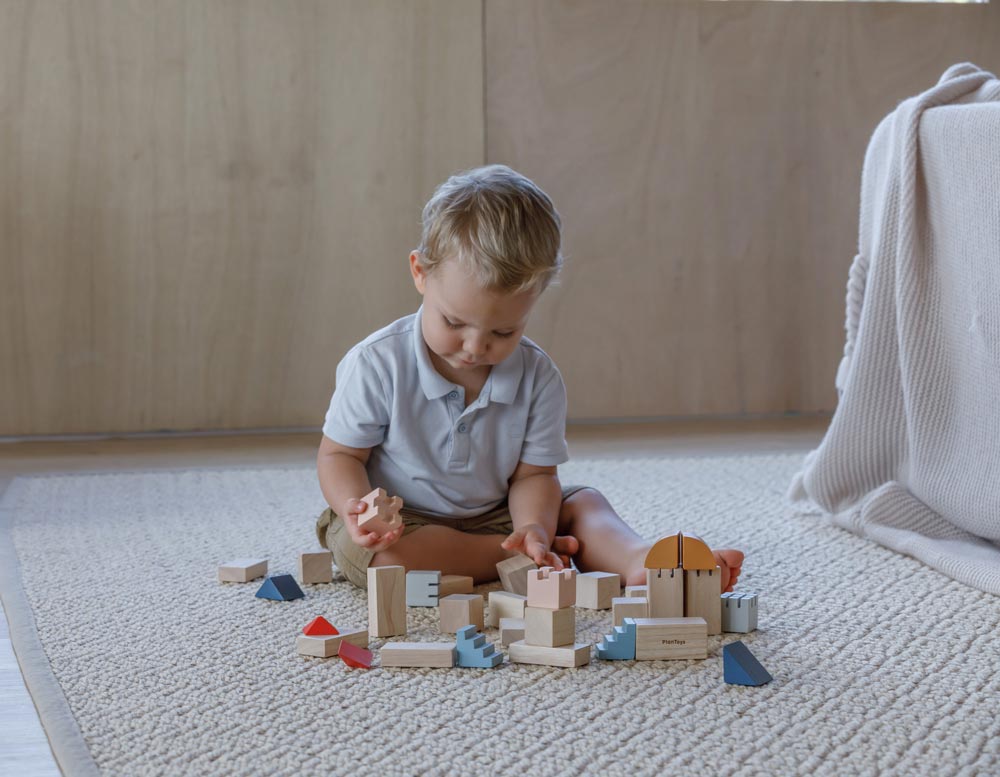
[342, 498, 404, 553]
[501, 524, 565, 570]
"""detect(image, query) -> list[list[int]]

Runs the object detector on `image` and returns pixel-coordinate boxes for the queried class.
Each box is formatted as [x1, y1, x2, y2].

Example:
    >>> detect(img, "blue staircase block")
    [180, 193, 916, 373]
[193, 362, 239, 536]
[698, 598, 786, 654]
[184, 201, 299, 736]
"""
[723, 641, 772, 686]
[456, 625, 503, 668]
[255, 574, 305, 601]
[596, 618, 637, 660]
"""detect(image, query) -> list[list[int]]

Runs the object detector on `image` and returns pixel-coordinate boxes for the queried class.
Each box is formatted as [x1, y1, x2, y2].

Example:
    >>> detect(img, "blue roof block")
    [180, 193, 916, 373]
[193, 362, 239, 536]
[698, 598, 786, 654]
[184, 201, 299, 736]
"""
[255, 574, 305, 601]
[723, 641, 772, 686]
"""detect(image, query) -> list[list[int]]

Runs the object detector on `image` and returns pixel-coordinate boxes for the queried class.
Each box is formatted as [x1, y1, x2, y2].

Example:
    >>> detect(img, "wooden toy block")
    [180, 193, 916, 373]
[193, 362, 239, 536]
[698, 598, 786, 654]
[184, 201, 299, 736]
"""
[303, 616, 338, 636]
[576, 572, 620, 609]
[255, 574, 304, 601]
[406, 570, 441, 607]
[596, 617, 637, 660]
[524, 605, 575, 647]
[338, 640, 373, 669]
[625, 585, 648, 598]
[723, 640, 772, 686]
[633, 617, 708, 660]
[439, 593, 485, 633]
[487, 590, 527, 627]
[526, 567, 577, 610]
[358, 487, 403, 536]
[499, 617, 526, 646]
[455, 625, 503, 668]
[646, 567, 684, 618]
[496, 554, 538, 596]
[684, 567, 722, 635]
[218, 558, 268, 583]
[681, 533, 717, 571]
[367, 565, 407, 637]
[643, 533, 680, 569]
[438, 575, 474, 597]
[380, 642, 457, 668]
[296, 628, 368, 658]
[612, 596, 648, 626]
[507, 640, 591, 668]
[721, 592, 758, 633]
[297, 551, 333, 584]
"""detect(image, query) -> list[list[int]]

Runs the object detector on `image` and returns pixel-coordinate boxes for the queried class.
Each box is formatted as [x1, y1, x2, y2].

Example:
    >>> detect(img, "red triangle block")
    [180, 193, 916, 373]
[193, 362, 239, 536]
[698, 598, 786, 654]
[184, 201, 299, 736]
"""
[338, 640, 373, 669]
[303, 616, 339, 636]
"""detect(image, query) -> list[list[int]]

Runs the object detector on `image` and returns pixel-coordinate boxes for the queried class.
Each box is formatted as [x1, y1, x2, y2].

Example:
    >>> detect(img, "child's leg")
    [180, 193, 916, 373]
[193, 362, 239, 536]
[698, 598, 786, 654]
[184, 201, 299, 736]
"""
[372, 525, 512, 584]
[558, 488, 744, 590]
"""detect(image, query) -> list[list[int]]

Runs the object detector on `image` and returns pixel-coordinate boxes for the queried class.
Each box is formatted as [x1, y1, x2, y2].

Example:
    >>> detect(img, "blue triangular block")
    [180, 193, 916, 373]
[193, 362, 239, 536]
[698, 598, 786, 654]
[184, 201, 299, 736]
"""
[255, 574, 304, 601]
[723, 641, 772, 686]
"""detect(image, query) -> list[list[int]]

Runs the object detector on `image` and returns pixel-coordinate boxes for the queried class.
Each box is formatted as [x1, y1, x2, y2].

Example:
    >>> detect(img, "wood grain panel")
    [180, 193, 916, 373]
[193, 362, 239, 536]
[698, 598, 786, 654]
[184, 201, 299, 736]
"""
[0, 0, 483, 435]
[486, 0, 1000, 418]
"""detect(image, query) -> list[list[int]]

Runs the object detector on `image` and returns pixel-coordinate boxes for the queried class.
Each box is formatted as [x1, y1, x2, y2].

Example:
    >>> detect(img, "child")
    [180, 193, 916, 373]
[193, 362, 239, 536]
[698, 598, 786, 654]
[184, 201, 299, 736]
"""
[316, 165, 744, 590]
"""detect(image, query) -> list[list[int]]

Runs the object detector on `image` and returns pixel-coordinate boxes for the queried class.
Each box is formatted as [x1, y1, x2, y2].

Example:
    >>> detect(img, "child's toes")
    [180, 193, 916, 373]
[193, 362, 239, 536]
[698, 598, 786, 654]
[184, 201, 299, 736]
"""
[552, 535, 580, 558]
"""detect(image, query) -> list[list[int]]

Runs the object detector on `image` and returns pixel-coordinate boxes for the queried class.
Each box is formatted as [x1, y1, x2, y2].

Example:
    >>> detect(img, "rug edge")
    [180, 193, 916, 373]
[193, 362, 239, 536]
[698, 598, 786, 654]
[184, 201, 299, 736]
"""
[0, 477, 101, 777]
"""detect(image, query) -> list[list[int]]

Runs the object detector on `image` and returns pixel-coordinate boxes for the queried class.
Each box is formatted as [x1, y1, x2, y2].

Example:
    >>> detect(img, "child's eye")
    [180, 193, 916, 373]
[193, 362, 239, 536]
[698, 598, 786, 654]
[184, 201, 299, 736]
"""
[494, 331, 515, 339]
[444, 317, 463, 329]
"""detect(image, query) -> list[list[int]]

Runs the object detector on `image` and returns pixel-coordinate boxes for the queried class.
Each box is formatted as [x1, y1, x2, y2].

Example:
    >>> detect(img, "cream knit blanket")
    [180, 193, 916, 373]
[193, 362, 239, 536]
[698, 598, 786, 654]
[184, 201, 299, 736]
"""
[790, 63, 1000, 595]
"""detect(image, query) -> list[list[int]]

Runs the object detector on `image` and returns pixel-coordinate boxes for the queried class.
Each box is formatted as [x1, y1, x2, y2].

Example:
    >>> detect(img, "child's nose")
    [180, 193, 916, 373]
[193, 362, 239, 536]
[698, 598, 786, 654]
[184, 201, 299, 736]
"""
[465, 334, 488, 356]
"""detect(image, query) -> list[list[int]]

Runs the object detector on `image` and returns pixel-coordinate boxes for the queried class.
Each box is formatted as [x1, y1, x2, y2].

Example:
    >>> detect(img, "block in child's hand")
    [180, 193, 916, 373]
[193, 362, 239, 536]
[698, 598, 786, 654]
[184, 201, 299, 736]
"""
[358, 488, 403, 536]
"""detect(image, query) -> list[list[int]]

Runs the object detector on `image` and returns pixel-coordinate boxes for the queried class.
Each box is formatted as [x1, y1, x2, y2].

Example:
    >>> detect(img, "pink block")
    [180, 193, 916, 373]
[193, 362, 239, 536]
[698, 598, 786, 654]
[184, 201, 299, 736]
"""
[526, 566, 577, 609]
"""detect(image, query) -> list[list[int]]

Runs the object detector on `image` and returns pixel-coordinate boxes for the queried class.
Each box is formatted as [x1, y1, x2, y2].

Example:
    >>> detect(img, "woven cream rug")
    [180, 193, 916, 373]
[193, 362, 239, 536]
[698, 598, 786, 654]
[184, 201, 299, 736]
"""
[2, 454, 999, 776]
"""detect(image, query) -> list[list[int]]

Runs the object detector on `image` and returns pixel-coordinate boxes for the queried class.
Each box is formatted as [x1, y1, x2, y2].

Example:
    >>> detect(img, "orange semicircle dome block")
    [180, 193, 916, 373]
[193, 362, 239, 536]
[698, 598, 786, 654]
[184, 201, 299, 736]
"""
[643, 534, 680, 569]
[681, 533, 716, 570]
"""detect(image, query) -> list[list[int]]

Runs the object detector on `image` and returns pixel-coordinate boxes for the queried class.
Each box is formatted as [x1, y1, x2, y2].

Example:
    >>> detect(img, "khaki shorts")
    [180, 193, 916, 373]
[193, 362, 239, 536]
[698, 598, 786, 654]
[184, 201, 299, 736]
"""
[316, 485, 589, 589]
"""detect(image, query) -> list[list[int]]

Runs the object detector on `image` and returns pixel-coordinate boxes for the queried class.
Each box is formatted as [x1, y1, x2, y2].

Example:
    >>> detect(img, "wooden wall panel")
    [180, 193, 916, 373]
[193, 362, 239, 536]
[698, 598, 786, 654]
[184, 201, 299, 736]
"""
[486, 0, 1000, 419]
[0, 1, 483, 435]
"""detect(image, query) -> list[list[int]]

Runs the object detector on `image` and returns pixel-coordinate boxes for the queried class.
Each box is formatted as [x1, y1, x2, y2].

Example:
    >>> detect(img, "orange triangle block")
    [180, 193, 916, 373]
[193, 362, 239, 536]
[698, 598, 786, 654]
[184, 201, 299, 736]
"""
[303, 616, 339, 636]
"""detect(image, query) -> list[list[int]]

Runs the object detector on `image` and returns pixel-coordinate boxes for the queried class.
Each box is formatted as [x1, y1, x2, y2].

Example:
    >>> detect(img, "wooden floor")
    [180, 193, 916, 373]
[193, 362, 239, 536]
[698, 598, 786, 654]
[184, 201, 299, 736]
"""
[0, 416, 828, 775]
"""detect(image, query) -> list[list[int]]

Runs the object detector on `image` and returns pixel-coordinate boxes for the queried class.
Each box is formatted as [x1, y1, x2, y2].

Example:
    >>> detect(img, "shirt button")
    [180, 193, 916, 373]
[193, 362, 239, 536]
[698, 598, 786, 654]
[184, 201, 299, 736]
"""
[448, 391, 459, 400]
[458, 423, 468, 433]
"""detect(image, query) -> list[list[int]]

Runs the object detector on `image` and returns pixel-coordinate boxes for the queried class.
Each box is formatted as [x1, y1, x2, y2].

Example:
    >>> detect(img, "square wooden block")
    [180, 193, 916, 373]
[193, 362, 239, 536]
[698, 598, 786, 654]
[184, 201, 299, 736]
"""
[612, 596, 648, 627]
[526, 567, 577, 610]
[499, 618, 525, 646]
[439, 593, 485, 633]
[487, 590, 527, 627]
[496, 555, 537, 596]
[625, 585, 648, 598]
[298, 551, 332, 584]
[576, 571, 620, 609]
[524, 605, 575, 647]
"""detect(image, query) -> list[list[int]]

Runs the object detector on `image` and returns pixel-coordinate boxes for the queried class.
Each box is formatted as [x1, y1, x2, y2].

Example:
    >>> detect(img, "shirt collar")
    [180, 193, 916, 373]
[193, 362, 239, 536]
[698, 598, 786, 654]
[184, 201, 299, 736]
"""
[412, 305, 525, 404]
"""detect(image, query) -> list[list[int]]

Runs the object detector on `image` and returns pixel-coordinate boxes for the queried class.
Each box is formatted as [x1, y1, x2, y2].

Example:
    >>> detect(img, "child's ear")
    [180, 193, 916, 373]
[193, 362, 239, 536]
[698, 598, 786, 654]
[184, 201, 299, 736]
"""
[409, 251, 427, 294]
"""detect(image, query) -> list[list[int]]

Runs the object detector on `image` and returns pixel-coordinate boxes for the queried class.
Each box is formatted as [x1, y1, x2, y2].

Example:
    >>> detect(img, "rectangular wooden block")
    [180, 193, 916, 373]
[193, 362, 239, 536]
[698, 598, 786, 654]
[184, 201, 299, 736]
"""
[496, 554, 537, 596]
[439, 593, 485, 633]
[406, 570, 441, 607]
[296, 628, 369, 658]
[625, 585, 648, 598]
[576, 571, 620, 609]
[439, 574, 474, 597]
[380, 642, 457, 668]
[612, 596, 648, 626]
[368, 565, 407, 637]
[634, 617, 708, 660]
[298, 551, 333, 584]
[508, 640, 591, 668]
[646, 567, 684, 618]
[524, 605, 575, 647]
[218, 558, 268, 583]
[684, 567, 722, 635]
[499, 617, 525, 646]
[487, 590, 527, 627]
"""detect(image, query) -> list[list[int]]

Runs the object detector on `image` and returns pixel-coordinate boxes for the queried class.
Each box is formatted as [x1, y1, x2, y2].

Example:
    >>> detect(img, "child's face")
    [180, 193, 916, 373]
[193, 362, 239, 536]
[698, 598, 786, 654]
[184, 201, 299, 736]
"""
[410, 252, 538, 378]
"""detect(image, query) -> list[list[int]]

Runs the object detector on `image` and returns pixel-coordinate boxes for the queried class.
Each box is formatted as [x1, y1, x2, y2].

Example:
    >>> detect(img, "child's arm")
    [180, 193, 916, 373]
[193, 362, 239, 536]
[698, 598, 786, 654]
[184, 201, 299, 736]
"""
[317, 435, 403, 552]
[501, 461, 566, 569]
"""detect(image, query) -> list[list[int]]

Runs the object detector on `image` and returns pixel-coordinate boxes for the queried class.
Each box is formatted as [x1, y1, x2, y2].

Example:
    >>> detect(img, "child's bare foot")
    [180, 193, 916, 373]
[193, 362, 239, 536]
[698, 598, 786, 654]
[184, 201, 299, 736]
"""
[551, 535, 579, 567]
[714, 549, 744, 592]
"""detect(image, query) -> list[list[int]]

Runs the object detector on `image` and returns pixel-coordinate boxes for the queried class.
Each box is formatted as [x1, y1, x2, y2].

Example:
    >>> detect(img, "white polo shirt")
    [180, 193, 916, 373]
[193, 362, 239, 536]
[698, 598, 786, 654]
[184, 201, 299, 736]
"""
[323, 307, 569, 518]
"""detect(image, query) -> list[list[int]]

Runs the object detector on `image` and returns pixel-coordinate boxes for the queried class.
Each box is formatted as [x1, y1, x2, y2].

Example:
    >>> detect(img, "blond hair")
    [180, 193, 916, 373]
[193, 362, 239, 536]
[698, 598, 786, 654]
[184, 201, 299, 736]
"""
[417, 165, 563, 293]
